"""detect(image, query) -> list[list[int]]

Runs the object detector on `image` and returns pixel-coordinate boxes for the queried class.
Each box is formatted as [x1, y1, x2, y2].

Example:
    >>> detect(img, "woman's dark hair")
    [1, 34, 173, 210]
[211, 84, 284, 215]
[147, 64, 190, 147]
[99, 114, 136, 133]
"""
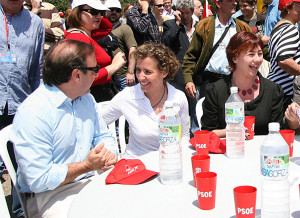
[226, 31, 263, 72]
[66, 5, 85, 28]
[43, 39, 95, 86]
[280, 1, 293, 18]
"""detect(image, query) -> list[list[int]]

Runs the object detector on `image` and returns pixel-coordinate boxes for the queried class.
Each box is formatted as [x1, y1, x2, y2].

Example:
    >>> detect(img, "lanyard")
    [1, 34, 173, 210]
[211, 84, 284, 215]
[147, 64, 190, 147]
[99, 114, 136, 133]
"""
[3, 11, 10, 50]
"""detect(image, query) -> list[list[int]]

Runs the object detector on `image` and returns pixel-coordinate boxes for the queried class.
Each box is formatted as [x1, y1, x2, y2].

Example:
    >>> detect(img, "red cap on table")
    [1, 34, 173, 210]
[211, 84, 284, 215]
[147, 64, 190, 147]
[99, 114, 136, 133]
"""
[105, 159, 158, 185]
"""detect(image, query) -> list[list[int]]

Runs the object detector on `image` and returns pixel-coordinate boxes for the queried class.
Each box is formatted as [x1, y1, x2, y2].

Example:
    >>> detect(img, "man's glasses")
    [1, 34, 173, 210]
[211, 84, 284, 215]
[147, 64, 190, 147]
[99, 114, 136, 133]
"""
[155, 4, 164, 7]
[77, 65, 100, 74]
[164, 2, 172, 5]
[81, 8, 106, 16]
[109, 7, 122, 13]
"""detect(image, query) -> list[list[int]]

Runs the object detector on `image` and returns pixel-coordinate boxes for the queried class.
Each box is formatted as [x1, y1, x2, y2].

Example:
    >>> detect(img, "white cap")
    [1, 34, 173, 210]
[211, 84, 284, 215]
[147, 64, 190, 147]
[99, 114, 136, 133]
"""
[230, 87, 238, 93]
[105, 0, 122, 9]
[71, 0, 109, 10]
[268, 122, 280, 131]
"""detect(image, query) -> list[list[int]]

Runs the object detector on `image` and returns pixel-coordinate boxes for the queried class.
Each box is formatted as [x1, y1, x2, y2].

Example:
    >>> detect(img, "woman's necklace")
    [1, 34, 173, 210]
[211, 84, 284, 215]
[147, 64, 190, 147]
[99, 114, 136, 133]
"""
[152, 85, 166, 108]
[232, 76, 260, 96]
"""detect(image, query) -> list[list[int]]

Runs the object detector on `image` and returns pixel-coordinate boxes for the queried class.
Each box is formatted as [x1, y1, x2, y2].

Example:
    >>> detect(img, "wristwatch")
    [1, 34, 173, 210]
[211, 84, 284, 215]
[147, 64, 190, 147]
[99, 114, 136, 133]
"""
[127, 71, 135, 75]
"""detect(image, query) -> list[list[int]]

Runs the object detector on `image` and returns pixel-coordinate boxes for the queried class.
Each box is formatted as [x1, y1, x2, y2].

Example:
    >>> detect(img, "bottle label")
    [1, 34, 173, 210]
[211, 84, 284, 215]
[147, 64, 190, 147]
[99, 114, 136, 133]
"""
[225, 108, 244, 123]
[260, 154, 289, 178]
[159, 124, 181, 143]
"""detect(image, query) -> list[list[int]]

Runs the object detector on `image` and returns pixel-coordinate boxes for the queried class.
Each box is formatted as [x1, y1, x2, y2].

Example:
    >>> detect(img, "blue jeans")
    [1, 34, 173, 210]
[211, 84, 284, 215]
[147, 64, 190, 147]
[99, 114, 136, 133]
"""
[169, 82, 200, 137]
[115, 76, 127, 91]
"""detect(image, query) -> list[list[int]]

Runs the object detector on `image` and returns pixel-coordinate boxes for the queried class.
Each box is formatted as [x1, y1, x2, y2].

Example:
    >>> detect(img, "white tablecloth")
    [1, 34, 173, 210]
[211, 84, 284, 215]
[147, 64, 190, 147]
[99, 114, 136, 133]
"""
[68, 135, 300, 218]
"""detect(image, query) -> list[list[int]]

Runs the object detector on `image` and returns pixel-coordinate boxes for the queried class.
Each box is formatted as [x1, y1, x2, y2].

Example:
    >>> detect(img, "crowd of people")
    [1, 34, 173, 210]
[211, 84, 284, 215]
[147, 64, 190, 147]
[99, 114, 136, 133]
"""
[1, 0, 300, 217]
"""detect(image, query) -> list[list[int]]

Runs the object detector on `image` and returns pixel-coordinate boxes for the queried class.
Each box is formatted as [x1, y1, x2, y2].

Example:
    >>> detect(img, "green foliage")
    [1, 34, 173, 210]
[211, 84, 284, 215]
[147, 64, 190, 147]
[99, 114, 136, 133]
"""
[119, 0, 136, 8]
[46, 0, 71, 12]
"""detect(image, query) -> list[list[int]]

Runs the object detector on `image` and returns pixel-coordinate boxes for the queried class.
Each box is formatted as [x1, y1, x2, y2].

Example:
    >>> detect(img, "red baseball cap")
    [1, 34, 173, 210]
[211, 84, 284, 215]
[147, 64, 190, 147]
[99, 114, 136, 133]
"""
[105, 159, 158, 185]
[279, 0, 300, 10]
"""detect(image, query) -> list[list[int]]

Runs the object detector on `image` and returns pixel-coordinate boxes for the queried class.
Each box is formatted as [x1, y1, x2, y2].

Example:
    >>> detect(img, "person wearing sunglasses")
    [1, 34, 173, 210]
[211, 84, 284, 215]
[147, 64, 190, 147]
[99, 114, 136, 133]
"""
[153, 0, 170, 32]
[65, 0, 126, 102]
[105, 0, 137, 90]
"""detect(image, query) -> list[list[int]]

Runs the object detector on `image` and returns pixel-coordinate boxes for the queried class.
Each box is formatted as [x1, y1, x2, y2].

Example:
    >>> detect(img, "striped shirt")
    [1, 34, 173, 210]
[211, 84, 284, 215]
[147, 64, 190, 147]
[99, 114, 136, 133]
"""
[268, 22, 300, 95]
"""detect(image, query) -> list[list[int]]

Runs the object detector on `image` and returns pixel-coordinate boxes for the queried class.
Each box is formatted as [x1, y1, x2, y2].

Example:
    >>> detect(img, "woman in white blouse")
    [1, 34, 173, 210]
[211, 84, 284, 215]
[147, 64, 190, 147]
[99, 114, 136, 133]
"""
[102, 43, 190, 158]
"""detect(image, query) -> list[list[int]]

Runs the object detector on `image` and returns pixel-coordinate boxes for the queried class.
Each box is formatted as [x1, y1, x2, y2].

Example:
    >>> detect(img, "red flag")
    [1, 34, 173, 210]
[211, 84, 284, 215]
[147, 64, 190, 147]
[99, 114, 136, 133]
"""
[202, 0, 213, 19]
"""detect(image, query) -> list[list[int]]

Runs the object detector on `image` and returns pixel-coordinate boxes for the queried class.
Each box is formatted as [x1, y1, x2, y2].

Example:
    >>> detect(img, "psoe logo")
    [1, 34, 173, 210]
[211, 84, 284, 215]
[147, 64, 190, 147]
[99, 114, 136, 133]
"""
[125, 165, 138, 175]
[194, 167, 202, 175]
[197, 191, 212, 198]
[196, 144, 206, 148]
[237, 207, 254, 215]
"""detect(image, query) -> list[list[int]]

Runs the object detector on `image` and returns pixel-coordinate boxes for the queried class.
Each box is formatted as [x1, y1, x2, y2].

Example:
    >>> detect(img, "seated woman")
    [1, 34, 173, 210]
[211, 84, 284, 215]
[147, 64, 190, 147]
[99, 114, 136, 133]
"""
[101, 43, 190, 158]
[201, 31, 284, 137]
[65, 1, 125, 102]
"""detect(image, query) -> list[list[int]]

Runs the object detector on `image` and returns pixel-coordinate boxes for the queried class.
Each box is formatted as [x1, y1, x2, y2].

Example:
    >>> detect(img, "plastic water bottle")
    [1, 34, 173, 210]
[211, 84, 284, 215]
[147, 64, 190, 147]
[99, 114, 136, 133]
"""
[225, 87, 245, 158]
[158, 101, 183, 185]
[261, 122, 290, 217]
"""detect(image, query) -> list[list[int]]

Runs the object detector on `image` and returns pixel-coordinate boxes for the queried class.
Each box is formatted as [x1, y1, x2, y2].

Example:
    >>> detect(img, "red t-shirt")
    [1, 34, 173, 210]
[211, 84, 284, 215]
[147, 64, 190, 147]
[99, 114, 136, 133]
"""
[91, 16, 112, 41]
[65, 31, 112, 86]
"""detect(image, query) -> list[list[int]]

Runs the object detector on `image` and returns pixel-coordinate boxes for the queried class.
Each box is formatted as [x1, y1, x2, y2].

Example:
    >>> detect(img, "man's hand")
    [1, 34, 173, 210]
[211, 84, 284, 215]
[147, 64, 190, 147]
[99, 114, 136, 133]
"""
[83, 143, 114, 171]
[138, 0, 149, 13]
[261, 35, 269, 44]
[185, 82, 196, 98]
[126, 73, 135, 86]
[285, 102, 300, 130]
[174, 10, 181, 25]
[30, 0, 42, 14]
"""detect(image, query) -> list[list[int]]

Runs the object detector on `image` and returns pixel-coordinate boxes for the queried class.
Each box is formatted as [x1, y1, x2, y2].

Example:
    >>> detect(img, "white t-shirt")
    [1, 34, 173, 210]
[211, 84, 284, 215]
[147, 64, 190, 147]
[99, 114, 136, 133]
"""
[101, 83, 190, 158]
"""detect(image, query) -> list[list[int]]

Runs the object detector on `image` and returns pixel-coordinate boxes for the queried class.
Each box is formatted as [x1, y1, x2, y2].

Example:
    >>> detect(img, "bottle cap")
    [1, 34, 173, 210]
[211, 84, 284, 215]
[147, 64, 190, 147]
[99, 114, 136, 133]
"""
[164, 101, 173, 107]
[230, 87, 238, 93]
[268, 122, 279, 131]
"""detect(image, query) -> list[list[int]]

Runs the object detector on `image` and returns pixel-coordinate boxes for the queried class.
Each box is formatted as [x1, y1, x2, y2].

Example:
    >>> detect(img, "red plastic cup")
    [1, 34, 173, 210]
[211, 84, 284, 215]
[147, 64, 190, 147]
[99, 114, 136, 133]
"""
[194, 130, 210, 155]
[280, 130, 295, 157]
[191, 155, 210, 187]
[233, 186, 257, 218]
[196, 172, 217, 210]
[244, 116, 255, 140]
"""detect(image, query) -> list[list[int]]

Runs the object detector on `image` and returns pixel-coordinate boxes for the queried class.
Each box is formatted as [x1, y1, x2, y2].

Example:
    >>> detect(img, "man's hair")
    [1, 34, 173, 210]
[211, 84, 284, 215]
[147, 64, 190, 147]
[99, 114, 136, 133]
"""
[176, 0, 194, 9]
[237, 0, 256, 5]
[43, 39, 95, 86]
[133, 43, 180, 82]
[226, 31, 263, 72]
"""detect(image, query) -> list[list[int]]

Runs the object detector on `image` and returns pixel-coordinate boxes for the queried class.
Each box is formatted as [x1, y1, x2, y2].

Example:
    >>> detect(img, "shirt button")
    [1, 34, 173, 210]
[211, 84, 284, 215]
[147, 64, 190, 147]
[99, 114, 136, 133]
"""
[10, 72, 12, 74]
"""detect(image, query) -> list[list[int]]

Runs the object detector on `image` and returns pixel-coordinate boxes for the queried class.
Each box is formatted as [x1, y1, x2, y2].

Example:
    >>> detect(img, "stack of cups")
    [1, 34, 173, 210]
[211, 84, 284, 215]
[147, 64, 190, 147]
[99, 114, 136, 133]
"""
[192, 130, 217, 210]
[244, 116, 255, 140]
[280, 129, 295, 157]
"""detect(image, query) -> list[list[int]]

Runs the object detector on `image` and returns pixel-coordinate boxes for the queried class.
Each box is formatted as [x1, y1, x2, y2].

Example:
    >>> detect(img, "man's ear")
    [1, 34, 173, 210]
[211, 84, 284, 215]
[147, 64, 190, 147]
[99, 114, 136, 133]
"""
[71, 69, 81, 83]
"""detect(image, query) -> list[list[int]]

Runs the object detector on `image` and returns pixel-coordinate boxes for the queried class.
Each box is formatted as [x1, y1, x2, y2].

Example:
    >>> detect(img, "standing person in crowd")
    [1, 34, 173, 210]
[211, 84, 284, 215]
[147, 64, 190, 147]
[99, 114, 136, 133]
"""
[201, 31, 284, 137]
[267, 0, 300, 111]
[120, 3, 133, 23]
[106, 0, 137, 90]
[24, 0, 64, 54]
[153, 0, 170, 33]
[65, 0, 126, 102]
[101, 43, 190, 158]
[162, 0, 198, 135]
[10, 39, 117, 218]
[0, 0, 44, 216]
[237, 0, 266, 37]
[127, 0, 161, 45]
[182, 0, 252, 100]
[261, 0, 281, 43]
[192, 0, 203, 21]
[163, 0, 175, 18]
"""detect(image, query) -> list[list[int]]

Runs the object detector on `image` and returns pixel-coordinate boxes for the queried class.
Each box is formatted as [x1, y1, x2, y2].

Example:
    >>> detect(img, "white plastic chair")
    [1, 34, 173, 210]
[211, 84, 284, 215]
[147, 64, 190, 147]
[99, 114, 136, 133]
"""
[97, 102, 126, 157]
[196, 97, 205, 129]
[0, 181, 10, 218]
[0, 125, 28, 218]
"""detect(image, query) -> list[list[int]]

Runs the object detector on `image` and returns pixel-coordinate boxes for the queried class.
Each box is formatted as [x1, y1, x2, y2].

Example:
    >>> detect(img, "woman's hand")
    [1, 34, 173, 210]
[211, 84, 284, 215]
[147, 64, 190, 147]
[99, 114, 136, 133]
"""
[105, 52, 126, 77]
[285, 102, 300, 130]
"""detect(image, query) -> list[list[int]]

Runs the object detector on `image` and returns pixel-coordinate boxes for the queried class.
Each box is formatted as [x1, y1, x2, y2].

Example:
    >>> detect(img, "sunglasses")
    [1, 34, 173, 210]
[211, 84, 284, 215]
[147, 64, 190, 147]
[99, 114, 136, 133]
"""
[77, 65, 100, 74]
[109, 7, 122, 13]
[155, 4, 164, 7]
[81, 8, 106, 16]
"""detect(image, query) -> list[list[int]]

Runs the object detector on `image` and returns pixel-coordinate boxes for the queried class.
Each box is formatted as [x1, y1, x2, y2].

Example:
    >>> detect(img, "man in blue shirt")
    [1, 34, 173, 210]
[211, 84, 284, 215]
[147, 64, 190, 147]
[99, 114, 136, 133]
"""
[261, 0, 281, 43]
[10, 39, 118, 218]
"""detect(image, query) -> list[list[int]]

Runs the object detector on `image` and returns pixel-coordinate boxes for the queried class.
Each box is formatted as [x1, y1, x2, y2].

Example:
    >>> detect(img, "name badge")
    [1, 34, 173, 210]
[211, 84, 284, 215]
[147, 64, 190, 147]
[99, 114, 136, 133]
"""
[0, 52, 17, 63]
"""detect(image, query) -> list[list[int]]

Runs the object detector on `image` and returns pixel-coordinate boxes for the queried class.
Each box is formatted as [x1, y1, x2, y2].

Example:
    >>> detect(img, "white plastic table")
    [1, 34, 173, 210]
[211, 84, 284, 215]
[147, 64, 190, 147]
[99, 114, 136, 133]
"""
[68, 136, 300, 218]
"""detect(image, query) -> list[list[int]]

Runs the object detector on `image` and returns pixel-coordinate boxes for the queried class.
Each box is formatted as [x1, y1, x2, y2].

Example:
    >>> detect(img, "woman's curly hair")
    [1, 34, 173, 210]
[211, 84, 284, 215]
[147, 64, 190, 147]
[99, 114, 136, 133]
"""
[133, 43, 180, 82]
